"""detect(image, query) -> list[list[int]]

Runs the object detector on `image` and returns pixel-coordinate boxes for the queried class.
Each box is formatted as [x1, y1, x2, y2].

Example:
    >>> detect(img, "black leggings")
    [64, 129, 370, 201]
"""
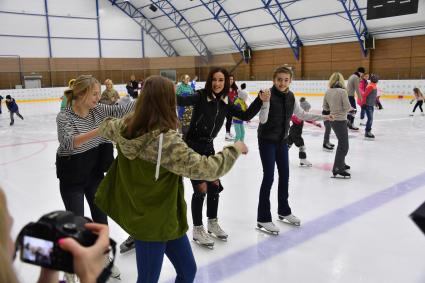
[413, 101, 423, 113]
[225, 112, 232, 133]
[187, 140, 223, 226]
[59, 174, 108, 224]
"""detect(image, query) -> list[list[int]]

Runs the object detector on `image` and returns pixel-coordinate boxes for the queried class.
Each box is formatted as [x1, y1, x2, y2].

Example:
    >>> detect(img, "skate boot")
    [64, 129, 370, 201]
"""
[278, 214, 301, 226]
[365, 132, 375, 140]
[64, 272, 79, 283]
[332, 170, 351, 179]
[323, 142, 334, 151]
[348, 124, 359, 131]
[10, 120, 14, 126]
[328, 142, 335, 148]
[257, 221, 280, 235]
[105, 256, 121, 280]
[193, 225, 214, 248]
[225, 132, 234, 141]
[119, 236, 135, 253]
[207, 218, 228, 241]
[344, 164, 351, 170]
[409, 113, 414, 117]
[300, 158, 312, 167]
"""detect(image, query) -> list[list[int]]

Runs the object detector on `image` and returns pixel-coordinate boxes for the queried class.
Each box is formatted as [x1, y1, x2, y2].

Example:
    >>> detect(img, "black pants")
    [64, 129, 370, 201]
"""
[413, 101, 423, 112]
[225, 112, 232, 133]
[287, 124, 306, 159]
[56, 144, 113, 224]
[187, 140, 222, 226]
[347, 96, 356, 125]
[330, 120, 349, 172]
[323, 120, 332, 144]
[59, 173, 107, 224]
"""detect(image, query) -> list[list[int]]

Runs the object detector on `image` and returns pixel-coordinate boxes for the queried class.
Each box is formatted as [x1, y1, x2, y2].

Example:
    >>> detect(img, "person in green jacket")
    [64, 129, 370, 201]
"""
[95, 75, 248, 283]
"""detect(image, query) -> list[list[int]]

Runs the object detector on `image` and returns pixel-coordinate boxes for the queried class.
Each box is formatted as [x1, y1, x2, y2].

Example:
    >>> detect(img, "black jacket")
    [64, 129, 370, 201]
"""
[258, 86, 295, 142]
[177, 88, 262, 144]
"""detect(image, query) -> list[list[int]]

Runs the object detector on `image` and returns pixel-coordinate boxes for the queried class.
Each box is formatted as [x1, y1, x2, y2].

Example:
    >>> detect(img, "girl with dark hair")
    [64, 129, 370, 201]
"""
[177, 67, 269, 247]
[95, 75, 248, 282]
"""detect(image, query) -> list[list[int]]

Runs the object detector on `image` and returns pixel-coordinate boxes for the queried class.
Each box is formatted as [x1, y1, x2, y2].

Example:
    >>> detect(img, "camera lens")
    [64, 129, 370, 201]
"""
[63, 223, 77, 233]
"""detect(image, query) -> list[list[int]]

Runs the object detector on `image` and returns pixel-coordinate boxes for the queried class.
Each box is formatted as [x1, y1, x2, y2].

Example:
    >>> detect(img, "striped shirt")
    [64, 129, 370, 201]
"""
[57, 101, 135, 156]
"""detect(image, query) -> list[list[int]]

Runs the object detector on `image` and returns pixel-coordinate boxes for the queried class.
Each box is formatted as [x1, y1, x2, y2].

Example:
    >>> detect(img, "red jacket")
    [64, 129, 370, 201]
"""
[361, 83, 377, 106]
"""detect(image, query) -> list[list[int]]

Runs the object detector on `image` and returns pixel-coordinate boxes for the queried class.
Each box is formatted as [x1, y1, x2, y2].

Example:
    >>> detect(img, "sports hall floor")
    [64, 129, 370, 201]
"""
[1, 97, 425, 283]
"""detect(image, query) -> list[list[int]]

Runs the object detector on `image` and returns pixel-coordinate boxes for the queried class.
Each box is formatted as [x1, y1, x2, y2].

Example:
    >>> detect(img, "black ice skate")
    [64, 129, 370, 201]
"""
[331, 170, 351, 179]
[365, 132, 375, 140]
[323, 143, 334, 151]
[256, 222, 279, 235]
[119, 236, 135, 254]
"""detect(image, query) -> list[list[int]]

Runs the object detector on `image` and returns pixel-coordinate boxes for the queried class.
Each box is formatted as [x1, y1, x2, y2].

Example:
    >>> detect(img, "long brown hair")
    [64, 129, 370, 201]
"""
[0, 188, 20, 283]
[125, 75, 178, 138]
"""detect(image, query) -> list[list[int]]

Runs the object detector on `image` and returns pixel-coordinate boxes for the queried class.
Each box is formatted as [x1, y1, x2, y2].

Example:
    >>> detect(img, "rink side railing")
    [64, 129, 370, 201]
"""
[0, 80, 423, 104]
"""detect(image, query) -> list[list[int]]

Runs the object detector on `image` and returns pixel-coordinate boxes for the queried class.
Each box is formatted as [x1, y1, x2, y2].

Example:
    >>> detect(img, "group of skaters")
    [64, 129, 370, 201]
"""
[4, 64, 424, 283]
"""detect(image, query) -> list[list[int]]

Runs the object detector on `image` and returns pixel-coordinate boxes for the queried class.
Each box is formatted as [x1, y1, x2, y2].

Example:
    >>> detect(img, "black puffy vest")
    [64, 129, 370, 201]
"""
[258, 86, 295, 142]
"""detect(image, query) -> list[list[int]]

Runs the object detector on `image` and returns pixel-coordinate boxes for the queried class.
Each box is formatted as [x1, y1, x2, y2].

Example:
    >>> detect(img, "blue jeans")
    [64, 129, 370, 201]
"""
[257, 139, 291, 222]
[364, 105, 374, 133]
[233, 123, 245, 141]
[360, 105, 366, 120]
[135, 235, 196, 283]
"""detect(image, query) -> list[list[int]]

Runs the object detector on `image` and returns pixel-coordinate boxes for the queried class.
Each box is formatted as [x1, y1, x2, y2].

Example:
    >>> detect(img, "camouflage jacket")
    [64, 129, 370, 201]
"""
[95, 116, 241, 241]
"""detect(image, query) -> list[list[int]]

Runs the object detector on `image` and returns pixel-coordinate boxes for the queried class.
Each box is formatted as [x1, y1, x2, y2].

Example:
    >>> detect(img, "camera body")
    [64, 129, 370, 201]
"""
[17, 211, 97, 273]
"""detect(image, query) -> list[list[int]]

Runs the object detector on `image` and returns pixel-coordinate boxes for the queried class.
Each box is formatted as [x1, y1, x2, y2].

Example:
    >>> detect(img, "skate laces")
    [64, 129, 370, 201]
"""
[194, 226, 210, 240]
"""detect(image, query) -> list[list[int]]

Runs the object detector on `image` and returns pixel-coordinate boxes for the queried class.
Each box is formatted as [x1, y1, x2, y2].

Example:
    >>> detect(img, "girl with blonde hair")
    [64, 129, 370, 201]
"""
[323, 72, 352, 178]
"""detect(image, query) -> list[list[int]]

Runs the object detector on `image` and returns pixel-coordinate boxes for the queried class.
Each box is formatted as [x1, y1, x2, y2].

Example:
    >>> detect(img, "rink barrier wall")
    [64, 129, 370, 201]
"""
[0, 80, 422, 103]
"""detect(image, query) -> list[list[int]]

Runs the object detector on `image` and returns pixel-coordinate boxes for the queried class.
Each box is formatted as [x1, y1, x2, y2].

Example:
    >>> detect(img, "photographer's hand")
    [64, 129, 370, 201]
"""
[59, 223, 110, 283]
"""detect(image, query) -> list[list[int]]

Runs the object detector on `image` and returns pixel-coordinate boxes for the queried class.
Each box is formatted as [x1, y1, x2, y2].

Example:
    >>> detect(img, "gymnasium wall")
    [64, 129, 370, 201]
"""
[1, 79, 422, 103]
[1, 35, 424, 89]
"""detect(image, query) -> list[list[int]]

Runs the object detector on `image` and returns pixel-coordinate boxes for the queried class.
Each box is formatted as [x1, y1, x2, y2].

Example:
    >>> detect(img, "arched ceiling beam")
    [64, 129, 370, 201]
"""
[150, 0, 210, 57]
[261, 0, 303, 60]
[198, 0, 250, 60]
[338, 0, 369, 57]
[108, 0, 178, 56]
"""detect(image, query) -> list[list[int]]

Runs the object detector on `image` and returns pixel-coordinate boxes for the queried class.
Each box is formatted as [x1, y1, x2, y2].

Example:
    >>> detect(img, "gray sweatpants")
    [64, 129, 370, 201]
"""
[330, 120, 349, 172]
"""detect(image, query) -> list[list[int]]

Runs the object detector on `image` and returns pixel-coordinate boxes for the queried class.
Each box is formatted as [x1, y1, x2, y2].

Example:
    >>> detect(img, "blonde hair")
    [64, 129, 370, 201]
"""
[104, 79, 113, 86]
[0, 188, 20, 283]
[64, 75, 100, 107]
[180, 74, 190, 83]
[328, 72, 346, 89]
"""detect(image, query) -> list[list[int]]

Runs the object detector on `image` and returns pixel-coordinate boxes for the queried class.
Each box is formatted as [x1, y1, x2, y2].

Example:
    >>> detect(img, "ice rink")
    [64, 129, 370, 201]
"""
[2, 97, 425, 283]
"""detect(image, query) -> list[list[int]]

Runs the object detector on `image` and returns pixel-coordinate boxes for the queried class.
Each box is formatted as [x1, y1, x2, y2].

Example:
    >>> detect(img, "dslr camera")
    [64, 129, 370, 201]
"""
[16, 211, 97, 273]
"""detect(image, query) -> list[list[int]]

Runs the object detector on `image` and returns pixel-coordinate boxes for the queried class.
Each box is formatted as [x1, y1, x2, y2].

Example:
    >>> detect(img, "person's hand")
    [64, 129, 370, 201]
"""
[59, 223, 110, 283]
[234, 141, 248, 154]
[259, 89, 271, 102]
[315, 122, 322, 128]
[323, 114, 334, 121]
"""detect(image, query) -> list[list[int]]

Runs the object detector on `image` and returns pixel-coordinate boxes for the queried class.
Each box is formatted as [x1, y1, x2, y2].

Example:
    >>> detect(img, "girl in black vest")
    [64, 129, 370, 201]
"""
[177, 67, 269, 247]
[256, 66, 331, 234]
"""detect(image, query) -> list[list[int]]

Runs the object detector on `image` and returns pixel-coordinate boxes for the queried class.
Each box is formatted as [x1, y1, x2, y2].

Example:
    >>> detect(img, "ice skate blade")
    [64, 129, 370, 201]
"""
[193, 239, 214, 249]
[277, 217, 301, 226]
[364, 137, 375, 141]
[299, 163, 312, 167]
[331, 175, 351, 179]
[323, 148, 334, 152]
[111, 274, 121, 280]
[255, 226, 279, 235]
[208, 231, 228, 241]
[119, 245, 135, 254]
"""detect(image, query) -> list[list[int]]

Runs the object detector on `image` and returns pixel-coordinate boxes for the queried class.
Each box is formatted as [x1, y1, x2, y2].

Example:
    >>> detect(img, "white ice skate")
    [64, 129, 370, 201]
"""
[64, 272, 79, 283]
[193, 225, 214, 249]
[256, 221, 280, 235]
[207, 218, 228, 241]
[278, 214, 301, 226]
[300, 159, 312, 167]
[105, 256, 121, 280]
[225, 132, 234, 141]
